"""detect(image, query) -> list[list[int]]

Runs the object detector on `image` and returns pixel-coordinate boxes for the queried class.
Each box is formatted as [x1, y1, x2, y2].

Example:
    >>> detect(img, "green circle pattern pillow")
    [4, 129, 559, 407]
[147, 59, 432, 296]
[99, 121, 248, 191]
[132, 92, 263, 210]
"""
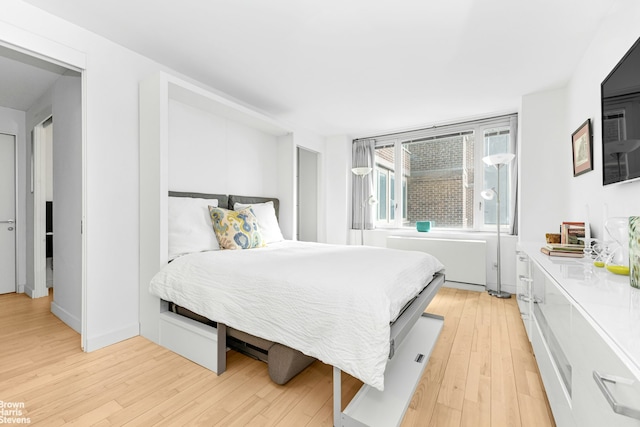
[208, 206, 265, 250]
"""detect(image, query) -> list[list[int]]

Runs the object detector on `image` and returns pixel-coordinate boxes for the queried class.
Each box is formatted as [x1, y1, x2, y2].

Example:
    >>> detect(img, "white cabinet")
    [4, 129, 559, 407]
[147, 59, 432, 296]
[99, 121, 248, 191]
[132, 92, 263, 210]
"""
[571, 307, 640, 426]
[517, 244, 640, 426]
[529, 261, 574, 426]
[515, 250, 532, 338]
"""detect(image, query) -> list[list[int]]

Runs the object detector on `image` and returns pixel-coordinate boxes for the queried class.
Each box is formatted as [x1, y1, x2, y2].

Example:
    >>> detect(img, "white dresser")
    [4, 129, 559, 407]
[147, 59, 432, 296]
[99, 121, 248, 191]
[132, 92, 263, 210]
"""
[517, 243, 640, 426]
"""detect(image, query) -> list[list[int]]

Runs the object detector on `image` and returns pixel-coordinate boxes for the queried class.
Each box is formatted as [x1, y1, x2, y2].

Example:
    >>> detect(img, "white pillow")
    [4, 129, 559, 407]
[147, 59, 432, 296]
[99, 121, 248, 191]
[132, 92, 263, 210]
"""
[234, 201, 284, 244]
[168, 197, 220, 259]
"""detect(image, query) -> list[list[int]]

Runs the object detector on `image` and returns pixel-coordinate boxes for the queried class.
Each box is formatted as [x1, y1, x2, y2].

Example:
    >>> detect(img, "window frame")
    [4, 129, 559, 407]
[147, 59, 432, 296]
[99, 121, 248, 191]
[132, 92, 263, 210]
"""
[369, 114, 517, 233]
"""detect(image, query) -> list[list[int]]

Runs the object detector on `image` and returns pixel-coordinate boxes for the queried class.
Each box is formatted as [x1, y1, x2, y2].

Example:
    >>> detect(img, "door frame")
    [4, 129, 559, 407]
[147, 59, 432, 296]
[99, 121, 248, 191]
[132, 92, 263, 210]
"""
[0, 132, 17, 293]
[32, 117, 50, 298]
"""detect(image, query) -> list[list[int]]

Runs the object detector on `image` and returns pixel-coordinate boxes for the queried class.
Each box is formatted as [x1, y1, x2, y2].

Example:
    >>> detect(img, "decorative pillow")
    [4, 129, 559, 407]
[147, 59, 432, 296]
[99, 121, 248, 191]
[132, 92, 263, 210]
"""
[208, 206, 265, 250]
[233, 201, 284, 244]
[168, 197, 220, 260]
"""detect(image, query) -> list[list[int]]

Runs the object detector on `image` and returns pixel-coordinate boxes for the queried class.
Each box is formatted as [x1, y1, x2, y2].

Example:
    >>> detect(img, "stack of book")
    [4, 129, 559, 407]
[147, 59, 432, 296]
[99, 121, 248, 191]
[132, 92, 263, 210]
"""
[540, 243, 584, 258]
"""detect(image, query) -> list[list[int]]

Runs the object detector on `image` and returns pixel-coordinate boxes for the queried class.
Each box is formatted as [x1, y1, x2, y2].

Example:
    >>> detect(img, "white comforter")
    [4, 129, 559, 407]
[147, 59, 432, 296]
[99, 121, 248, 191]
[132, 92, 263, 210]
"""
[149, 240, 443, 390]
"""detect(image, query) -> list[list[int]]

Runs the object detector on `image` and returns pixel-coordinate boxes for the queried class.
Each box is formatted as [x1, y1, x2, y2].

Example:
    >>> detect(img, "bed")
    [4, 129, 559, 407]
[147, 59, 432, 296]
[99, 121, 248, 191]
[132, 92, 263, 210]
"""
[148, 191, 446, 426]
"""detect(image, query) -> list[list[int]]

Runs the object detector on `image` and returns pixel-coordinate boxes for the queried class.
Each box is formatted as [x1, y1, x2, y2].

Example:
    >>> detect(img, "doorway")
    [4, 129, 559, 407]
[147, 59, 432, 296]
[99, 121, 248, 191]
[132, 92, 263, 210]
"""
[0, 133, 16, 294]
[297, 146, 319, 242]
[0, 43, 85, 340]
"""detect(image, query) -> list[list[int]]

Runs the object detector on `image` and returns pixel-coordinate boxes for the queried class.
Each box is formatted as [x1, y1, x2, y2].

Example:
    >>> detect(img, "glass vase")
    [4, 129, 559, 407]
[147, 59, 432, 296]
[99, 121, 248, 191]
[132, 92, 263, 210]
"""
[631, 216, 640, 288]
[592, 240, 610, 268]
[604, 217, 630, 276]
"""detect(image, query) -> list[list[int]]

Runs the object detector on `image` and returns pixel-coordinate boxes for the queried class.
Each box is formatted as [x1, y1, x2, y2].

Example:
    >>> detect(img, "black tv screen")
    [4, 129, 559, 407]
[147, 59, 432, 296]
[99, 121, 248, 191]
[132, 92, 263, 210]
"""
[601, 36, 640, 185]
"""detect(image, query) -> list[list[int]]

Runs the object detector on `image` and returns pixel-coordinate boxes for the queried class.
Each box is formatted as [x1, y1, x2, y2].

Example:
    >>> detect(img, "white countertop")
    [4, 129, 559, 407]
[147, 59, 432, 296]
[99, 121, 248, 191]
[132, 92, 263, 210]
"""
[520, 242, 640, 381]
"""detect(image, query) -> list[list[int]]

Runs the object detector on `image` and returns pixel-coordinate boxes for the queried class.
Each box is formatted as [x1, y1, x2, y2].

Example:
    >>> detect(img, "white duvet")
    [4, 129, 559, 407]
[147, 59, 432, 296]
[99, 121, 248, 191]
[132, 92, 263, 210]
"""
[149, 240, 443, 390]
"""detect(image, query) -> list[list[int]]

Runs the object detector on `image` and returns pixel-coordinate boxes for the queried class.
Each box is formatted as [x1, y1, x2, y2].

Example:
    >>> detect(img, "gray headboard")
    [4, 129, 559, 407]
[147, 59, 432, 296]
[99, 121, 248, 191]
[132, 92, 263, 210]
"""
[229, 194, 280, 219]
[168, 191, 279, 219]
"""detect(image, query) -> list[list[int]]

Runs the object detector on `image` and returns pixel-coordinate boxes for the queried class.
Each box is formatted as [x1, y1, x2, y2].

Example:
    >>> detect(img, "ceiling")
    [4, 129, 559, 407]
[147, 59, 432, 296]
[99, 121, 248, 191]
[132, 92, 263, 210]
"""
[15, 0, 619, 136]
[0, 45, 69, 112]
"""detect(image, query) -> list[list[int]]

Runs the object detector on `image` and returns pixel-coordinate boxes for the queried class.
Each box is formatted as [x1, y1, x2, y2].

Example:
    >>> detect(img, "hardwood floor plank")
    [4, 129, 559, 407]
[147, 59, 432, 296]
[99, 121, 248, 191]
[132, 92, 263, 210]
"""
[0, 285, 555, 426]
[490, 296, 523, 427]
[461, 374, 491, 427]
[518, 392, 556, 427]
[437, 292, 478, 410]
[429, 402, 462, 427]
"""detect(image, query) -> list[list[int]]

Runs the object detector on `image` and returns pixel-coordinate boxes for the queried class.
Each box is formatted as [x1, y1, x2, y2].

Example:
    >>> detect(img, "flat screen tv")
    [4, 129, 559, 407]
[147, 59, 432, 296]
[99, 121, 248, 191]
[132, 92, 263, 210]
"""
[601, 36, 640, 185]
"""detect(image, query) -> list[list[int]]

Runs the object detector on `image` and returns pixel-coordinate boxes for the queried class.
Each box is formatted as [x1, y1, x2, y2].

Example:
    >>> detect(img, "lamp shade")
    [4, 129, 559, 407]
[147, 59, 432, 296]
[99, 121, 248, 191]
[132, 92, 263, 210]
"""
[480, 189, 496, 200]
[482, 153, 515, 166]
[351, 167, 372, 176]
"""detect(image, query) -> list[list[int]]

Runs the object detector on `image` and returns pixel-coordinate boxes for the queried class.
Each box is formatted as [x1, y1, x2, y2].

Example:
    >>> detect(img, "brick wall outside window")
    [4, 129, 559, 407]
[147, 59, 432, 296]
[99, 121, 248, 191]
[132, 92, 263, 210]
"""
[376, 134, 475, 228]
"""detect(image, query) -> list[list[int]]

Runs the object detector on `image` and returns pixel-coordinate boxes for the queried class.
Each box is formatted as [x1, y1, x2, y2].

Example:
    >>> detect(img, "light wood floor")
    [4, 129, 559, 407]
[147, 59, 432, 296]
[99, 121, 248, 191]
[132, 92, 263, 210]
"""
[0, 287, 555, 426]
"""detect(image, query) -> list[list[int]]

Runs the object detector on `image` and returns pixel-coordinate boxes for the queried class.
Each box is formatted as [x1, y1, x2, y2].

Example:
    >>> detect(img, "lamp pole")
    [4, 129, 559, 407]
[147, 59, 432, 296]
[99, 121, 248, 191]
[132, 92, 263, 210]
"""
[360, 174, 365, 245]
[488, 163, 508, 298]
[482, 153, 514, 299]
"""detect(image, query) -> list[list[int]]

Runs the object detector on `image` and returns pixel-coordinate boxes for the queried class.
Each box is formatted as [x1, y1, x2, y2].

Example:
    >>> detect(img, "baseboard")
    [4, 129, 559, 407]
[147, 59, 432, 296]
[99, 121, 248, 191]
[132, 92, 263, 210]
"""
[51, 301, 81, 333]
[84, 323, 140, 352]
[444, 281, 485, 292]
[17, 283, 25, 293]
[24, 283, 35, 298]
[448, 281, 516, 295]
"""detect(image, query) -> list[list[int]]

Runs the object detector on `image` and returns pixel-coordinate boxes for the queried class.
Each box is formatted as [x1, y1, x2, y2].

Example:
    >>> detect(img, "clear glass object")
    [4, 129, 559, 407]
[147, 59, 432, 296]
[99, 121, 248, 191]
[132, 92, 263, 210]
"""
[604, 217, 630, 276]
[631, 217, 640, 289]
[592, 241, 609, 268]
[582, 238, 597, 260]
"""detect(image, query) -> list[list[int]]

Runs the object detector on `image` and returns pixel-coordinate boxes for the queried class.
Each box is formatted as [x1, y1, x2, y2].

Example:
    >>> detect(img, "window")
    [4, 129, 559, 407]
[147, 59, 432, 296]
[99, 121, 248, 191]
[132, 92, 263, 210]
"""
[366, 114, 517, 232]
[482, 127, 513, 228]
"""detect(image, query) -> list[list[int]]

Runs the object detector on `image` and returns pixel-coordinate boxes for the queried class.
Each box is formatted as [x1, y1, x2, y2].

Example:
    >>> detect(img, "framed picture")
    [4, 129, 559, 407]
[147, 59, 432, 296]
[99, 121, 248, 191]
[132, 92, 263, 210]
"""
[572, 119, 593, 177]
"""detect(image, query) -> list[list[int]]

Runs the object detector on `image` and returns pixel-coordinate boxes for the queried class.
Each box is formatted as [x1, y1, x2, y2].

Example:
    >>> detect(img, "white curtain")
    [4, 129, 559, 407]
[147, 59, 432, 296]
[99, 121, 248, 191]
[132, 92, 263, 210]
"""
[352, 139, 375, 230]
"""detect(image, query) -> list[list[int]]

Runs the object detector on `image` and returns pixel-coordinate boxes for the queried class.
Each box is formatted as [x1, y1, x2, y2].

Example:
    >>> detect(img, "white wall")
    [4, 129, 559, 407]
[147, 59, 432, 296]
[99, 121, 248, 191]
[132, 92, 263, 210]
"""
[0, 106, 26, 292]
[565, 0, 640, 238]
[519, 87, 570, 242]
[519, 0, 640, 244]
[168, 99, 280, 196]
[324, 135, 351, 244]
[50, 72, 82, 332]
[277, 134, 296, 239]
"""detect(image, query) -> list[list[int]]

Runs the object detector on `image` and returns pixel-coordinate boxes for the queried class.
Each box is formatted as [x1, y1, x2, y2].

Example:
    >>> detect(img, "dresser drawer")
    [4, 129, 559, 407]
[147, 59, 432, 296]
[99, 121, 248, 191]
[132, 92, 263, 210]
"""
[159, 311, 222, 373]
[515, 251, 532, 339]
[571, 308, 640, 427]
[530, 316, 574, 427]
[532, 263, 573, 400]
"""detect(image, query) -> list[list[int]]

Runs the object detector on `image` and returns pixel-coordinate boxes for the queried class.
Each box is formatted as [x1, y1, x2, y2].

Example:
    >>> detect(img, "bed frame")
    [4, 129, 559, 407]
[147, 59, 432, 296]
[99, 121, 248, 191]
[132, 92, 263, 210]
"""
[335, 273, 444, 427]
[144, 191, 445, 427]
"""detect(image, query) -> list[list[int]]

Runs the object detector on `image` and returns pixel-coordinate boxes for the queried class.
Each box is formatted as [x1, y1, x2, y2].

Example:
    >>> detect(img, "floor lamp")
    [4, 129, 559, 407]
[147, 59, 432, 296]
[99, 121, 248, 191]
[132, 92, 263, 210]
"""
[352, 167, 372, 245]
[481, 153, 515, 299]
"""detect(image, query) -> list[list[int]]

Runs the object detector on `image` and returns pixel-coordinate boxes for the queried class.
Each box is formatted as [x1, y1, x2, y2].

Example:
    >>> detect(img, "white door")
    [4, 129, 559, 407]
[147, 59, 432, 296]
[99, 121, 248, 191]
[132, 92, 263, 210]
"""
[0, 133, 16, 294]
